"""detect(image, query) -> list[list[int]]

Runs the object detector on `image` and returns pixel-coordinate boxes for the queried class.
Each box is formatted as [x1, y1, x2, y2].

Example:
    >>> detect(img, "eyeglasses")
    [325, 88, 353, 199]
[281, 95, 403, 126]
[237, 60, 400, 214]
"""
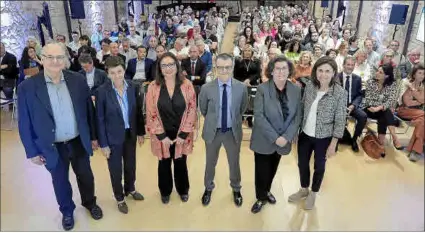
[216, 66, 233, 71]
[42, 55, 66, 62]
[274, 67, 287, 73]
[160, 62, 176, 69]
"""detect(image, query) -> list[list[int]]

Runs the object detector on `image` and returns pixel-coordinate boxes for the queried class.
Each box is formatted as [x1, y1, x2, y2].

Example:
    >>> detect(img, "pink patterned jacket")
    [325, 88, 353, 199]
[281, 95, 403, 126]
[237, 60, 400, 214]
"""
[145, 79, 197, 160]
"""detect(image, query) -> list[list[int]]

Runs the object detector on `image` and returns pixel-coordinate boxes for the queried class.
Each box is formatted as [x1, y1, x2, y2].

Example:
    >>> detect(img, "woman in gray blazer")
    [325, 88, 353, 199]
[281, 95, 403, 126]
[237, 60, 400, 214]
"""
[288, 56, 347, 210]
[249, 56, 302, 214]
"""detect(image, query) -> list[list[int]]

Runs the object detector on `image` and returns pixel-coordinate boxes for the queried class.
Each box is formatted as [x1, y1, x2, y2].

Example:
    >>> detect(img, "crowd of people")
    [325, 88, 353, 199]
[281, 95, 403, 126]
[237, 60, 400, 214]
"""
[0, 2, 423, 231]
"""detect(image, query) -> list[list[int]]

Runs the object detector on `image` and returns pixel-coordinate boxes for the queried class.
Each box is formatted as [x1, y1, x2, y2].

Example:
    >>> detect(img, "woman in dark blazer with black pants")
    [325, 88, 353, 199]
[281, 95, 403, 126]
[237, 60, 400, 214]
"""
[95, 56, 146, 214]
[249, 56, 302, 213]
[288, 56, 347, 210]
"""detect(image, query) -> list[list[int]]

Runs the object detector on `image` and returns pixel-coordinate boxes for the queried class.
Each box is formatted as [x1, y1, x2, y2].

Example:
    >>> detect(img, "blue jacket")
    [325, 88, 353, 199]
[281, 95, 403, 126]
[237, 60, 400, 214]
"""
[18, 70, 97, 170]
[95, 81, 146, 147]
[79, 68, 109, 95]
[338, 72, 363, 109]
[125, 57, 155, 81]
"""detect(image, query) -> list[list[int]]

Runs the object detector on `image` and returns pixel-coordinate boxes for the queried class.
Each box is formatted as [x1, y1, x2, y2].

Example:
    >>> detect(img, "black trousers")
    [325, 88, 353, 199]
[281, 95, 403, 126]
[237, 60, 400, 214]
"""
[107, 129, 137, 202]
[0, 79, 16, 99]
[297, 132, 332, 192]
[158, 144, 190, 197]
[51, 136, 97, 216]
[254, 152, 281, 201]
[364, 108, 397, 134]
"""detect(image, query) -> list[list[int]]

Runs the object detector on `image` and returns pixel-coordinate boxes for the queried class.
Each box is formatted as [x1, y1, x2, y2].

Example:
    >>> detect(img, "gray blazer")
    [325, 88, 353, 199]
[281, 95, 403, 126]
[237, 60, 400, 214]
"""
[301, 80, 347, 139]
[199, 78, 249, 144]
[250, 80, 302, 155]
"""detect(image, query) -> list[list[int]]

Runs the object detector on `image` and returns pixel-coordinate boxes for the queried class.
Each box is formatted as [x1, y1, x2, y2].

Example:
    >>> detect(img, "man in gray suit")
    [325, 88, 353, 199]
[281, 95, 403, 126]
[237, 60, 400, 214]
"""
[249, 56, 302, 213]
[198, 53, 249, 207]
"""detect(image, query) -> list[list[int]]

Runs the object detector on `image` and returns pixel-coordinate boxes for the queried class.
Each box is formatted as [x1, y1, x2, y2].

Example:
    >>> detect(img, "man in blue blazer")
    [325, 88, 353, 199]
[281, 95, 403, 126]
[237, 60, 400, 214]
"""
[339, 56, 367, 152]
[18, 43, 103, 231]
[96, 56, 146, 214]
[125, 46, 155, 82]
[78, 53, 109, 97]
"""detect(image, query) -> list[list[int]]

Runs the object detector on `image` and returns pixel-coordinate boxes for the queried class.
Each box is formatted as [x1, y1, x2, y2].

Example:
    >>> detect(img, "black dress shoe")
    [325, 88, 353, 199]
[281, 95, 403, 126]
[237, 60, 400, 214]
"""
[127, 191, 145, 201]
[180, 194, 189, 202]
[89, 204, 103, 220]
[251, 200, 266, 214]
[117, 202, 128, 214]
[266, 192, 276, 204]
[201, 190, 212, 206]
[352, 140, 359, 152]
[233, 191, 243, 207]
[62, 215, 74, 231]
[161, 195, 170, 204]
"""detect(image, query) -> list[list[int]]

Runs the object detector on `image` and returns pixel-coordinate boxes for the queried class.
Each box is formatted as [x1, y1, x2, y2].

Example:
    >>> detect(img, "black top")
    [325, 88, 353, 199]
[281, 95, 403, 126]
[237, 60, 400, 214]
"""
[156, 84, 188, 140]
[275, 83, 289, 122]
[233, 58, 261, 85]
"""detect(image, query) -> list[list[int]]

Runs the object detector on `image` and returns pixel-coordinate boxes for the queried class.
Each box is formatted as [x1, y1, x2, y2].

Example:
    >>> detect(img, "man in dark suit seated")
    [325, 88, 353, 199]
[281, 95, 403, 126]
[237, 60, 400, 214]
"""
[125, 45, 155, 84]
[17, 42, 103, 231]
[102, 42, 126, 66]
[181, 45, 207, 96]
[339, 56, 367, 152]
[0, 42, 18, 100]
[95, 56, 146, 214]
[78, 54, 109, 100]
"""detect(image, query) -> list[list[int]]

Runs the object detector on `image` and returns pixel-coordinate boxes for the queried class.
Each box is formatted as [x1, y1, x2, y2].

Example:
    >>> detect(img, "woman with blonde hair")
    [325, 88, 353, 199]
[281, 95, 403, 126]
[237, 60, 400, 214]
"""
[335, 41, 349, 72]
[352, 49, 371, 87]
[292, 51, 313, 82]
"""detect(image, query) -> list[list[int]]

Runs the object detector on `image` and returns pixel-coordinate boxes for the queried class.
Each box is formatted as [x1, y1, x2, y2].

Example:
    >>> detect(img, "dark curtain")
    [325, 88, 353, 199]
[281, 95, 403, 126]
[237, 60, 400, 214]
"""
[37, 2, 54, 46]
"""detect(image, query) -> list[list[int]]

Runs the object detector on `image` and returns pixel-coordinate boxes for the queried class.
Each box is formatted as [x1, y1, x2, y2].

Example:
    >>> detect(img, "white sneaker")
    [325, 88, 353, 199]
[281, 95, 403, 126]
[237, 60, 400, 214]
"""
[288, 188, 309, 203]
[304, 191, 316, 210]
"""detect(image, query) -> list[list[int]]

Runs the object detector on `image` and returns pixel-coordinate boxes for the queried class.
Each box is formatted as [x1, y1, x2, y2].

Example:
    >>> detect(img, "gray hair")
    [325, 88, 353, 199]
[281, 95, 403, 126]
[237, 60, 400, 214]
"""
[121, 37, 131, 43]
[41, 41, 71, 69]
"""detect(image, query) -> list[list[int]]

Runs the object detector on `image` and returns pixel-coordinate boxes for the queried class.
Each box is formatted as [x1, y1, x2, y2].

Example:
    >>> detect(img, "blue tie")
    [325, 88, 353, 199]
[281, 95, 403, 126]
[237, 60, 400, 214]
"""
[345, 76, 350, 105]
[221, 84, 227, 132]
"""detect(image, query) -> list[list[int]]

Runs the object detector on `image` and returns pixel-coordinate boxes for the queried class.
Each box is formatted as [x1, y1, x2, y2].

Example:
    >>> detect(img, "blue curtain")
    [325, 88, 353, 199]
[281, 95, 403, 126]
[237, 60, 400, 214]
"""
[128, 0, 134, 16]
[37, 1, 54, 46]
[336, 0, 345, 18]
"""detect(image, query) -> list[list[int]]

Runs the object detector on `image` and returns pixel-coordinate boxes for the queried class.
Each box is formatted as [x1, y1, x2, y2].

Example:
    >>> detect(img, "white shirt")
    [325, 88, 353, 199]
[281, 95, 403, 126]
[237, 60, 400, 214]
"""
[342, 72, 352, 105]
[177, 24, 193, 34]
[303, 91, 327, 137]
[133, 59, 146, 81]
[127, 34, 143, 47]
[68, 41, 80, 53]
[353, 62, 371, 90]
[120, 48, 137, 65]
[86, 68, 95, 88]
[318, 36, 335, 50]
[96, 50, 110, 62]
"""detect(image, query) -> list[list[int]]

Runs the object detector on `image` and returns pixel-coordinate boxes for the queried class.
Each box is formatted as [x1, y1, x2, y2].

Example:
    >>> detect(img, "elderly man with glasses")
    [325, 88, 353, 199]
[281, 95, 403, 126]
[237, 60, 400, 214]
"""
[17, 42, 103, 231]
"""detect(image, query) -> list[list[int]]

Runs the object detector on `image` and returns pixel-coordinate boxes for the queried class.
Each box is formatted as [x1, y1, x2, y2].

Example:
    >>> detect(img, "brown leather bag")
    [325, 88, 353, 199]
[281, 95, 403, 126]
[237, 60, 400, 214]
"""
[361, 130, 385, 159]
